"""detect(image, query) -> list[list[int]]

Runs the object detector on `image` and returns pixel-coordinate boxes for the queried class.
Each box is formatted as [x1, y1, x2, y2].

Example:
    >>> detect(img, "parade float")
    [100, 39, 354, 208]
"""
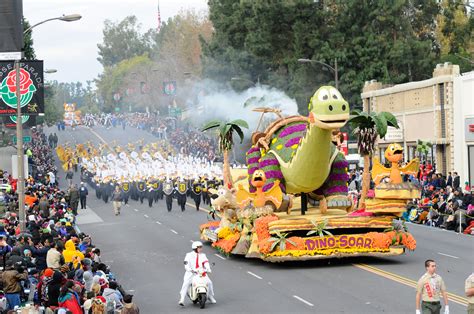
[63, 103, 81, 126]
[200, 86, 419, 262]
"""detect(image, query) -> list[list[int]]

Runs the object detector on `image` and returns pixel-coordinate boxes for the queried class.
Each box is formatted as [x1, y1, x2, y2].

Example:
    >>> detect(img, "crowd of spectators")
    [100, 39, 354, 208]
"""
[346, 162, 473, 235]
[83, 112, 219, 161]
[406, 170, 474, 235]
[0, 127, 138, 313]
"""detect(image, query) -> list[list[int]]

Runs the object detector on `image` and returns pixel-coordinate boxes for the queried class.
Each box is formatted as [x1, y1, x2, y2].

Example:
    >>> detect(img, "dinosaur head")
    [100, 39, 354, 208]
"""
[308, 86, 349, 130]
[385, 143, 403, 163]
[251, 170, 267, 188]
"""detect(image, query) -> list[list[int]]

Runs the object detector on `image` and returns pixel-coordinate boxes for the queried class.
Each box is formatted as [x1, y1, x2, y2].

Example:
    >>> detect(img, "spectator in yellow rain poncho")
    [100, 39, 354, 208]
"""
[62, 239, 84, 268]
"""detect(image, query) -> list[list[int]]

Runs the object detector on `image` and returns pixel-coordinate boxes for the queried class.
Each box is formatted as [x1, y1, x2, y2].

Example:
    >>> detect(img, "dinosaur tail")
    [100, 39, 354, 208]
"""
[246, 145, 261, 193]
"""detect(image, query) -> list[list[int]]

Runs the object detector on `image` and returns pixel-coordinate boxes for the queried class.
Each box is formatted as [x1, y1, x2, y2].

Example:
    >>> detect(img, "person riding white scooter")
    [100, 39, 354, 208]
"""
[179, 241, 216, 306]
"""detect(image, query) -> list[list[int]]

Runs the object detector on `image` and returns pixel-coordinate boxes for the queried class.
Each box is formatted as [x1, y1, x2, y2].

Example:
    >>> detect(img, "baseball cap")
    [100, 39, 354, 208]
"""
[44, 268, 54, 277]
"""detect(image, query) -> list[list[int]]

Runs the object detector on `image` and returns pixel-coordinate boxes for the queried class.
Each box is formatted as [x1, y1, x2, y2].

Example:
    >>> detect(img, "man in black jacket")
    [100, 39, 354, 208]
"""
[27, 237, 51, 271]
[79, 182, 88, 209]
[446, 172, 452, 187]
[453, 172, 460, 190]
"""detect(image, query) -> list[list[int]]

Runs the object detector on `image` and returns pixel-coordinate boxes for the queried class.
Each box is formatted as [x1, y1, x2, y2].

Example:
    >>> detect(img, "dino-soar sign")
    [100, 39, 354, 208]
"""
[0, 60, 44, 115]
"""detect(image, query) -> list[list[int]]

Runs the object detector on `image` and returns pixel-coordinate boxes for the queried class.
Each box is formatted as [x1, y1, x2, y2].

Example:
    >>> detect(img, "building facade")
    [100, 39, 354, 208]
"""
[361, 63, 472, 184]
[453, 71, 474, 190]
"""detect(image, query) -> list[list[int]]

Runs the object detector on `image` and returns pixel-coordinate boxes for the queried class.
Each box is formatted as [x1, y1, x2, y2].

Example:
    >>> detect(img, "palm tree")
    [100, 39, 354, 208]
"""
[202, 119, 249, 187]
[268, 231, 296, 251]
[416, 140, 432, 162]
[347, 110, 399, 209]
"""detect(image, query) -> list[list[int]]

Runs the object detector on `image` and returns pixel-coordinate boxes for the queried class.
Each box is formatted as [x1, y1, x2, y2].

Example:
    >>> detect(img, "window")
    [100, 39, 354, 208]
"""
[439, 84, 446, 138]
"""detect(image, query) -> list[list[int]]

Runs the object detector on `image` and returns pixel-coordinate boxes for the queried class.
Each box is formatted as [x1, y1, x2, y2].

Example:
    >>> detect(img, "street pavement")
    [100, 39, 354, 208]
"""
[47, 124, 473, 313]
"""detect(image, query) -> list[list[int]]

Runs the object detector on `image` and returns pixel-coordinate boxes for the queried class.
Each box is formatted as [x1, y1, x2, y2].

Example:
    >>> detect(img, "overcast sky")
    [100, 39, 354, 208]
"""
[23, 0, 208, 84]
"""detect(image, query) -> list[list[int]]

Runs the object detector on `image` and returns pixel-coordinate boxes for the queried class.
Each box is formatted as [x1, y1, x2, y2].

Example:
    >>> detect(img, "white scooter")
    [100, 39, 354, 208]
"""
[187, 269, 209, 309]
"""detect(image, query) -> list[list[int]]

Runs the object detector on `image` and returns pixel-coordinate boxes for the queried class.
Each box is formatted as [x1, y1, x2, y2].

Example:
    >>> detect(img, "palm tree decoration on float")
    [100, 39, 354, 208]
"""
[347, 110, 399, 209]
[202, 119, 249, 187]
[416, 140, 432, 162]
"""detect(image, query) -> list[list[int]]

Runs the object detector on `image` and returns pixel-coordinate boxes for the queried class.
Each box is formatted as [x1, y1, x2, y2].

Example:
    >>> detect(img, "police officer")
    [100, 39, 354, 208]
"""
[176, 178, 188, 212]
[79, 182, 88, 209]
[190, 178, 202, 211]
[178, 241, 216, 306]
[163, 178, 174, 212]
[416, 259, 449, 314]
[121, 180, 131, 205]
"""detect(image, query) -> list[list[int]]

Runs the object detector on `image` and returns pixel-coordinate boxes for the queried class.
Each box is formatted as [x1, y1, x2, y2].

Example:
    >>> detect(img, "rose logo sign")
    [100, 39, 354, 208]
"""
[9, 115, 30, 124]
[0, 68, 37, 109]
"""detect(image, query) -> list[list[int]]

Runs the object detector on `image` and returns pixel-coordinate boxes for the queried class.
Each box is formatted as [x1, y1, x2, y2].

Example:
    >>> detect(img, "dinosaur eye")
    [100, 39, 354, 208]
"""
[329, 88, 343, 100]
[318, 89, 330, 101]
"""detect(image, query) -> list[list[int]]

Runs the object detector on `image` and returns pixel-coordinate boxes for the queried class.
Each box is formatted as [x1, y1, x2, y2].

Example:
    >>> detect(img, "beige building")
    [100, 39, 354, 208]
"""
[361, 63, 461, 176]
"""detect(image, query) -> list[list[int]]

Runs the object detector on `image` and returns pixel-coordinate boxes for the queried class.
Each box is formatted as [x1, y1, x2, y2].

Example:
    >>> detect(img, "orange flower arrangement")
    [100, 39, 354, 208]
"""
[401, 232, 416, 250]
[212, 233, 240, 253]
[254, 215, 278, 241]
[284, 237, 305, 250]
[367, 231, 416, 250]
[258, 240, 274, 254]
[366, 232, 391, 249]
[254, 215, 279, 254]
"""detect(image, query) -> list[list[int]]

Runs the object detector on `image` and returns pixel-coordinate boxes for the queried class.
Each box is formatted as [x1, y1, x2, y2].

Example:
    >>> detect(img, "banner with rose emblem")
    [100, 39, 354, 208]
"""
[2, 114, 36, 129]
[0, 60, 44, 115]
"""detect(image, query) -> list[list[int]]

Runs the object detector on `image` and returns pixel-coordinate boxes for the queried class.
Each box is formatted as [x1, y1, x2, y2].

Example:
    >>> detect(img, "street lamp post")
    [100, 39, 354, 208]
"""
[16, 14, 81, 231]
[297, 58, 339, 89]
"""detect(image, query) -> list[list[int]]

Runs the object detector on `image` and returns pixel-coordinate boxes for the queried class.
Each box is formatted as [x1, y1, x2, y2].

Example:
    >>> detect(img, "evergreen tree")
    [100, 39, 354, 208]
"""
[203, 1, 441, 112]
[23, 17, 35, 60]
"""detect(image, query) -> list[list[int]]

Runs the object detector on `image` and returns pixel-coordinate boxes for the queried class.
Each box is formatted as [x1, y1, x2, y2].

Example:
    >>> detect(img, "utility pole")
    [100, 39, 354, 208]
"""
[15, 60, 26, 231]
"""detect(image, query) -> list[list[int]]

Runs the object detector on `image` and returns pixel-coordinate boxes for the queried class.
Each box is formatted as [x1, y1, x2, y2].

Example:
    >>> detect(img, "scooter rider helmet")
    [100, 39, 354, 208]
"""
[192, 241, 203, 250]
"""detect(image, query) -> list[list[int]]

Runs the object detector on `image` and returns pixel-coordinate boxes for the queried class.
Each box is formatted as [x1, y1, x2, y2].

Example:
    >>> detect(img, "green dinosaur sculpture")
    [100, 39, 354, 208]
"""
[246, 86, 351, 213]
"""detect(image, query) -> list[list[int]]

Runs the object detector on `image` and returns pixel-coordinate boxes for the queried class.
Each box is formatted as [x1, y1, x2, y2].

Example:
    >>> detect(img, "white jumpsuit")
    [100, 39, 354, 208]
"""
[179, 251, 215, 300]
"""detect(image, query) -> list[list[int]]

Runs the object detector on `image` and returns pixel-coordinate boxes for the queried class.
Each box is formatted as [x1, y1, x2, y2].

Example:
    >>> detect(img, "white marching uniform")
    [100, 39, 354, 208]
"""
[179, 251, 215, 300]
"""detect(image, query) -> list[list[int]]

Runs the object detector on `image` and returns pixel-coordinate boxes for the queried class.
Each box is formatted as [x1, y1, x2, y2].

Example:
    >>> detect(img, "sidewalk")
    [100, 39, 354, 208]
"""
[0, 146, 16, 173]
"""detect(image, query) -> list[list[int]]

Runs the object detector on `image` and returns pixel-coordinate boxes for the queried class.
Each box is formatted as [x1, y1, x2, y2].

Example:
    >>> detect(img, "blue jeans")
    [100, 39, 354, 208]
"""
[5, 293, 20, 310]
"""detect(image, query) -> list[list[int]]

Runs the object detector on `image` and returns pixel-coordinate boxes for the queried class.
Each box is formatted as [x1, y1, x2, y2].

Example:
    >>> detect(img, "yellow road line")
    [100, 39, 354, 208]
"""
[353, 263, 468, 306]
